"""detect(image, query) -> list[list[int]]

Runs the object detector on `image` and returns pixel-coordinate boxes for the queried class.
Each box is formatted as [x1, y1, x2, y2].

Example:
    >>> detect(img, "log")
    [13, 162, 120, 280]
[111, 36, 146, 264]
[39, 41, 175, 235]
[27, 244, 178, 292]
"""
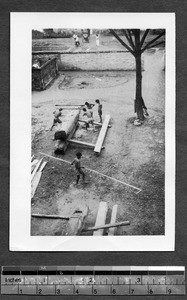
[69, 139, 95, 148]
[54, 110, 80, 154]
[108, 205, 118, 236]
[94, 115, 110, 154]
[32, 214, 70, 220]
[83, 221, 130, 232]
[93, 202, 108, 236]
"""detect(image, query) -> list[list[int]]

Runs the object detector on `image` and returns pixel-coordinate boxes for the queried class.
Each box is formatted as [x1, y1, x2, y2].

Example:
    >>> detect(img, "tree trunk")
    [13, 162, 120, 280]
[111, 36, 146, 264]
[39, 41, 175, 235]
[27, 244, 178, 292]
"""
[135, 53, 144, 121]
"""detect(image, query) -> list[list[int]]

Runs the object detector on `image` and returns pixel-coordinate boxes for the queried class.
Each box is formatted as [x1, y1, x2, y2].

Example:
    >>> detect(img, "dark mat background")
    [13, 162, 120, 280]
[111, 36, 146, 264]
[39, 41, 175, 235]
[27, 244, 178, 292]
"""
[0, 0, 186, 299]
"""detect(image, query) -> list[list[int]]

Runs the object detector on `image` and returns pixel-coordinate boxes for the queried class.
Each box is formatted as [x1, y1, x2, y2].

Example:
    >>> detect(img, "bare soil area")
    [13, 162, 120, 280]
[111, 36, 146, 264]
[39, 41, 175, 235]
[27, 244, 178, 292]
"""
[31, 51, 165, 236]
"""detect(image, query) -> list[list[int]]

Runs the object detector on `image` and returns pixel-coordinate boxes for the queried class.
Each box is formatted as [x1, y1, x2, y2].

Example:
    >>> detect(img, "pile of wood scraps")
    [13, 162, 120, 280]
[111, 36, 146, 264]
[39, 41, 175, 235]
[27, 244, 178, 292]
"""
[31, 156, 47, 199]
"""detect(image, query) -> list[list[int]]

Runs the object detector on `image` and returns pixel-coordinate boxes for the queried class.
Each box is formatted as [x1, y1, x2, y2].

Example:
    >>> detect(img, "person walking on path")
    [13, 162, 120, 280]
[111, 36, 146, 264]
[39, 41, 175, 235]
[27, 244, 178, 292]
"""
[71, 152, 86, 185]
[85, 101, 95, 118]
[95, 99, 102, 123]
[50, 108, 63, 131]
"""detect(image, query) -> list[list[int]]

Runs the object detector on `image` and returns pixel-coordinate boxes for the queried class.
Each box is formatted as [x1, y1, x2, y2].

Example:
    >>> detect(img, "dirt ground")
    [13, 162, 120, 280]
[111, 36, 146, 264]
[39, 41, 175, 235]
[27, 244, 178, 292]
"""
[31, 50, 165, 236]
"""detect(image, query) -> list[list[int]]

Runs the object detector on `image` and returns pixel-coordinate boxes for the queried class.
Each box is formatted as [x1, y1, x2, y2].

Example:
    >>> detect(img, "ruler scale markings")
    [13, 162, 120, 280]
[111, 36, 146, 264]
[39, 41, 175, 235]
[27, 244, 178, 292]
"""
[1, 266, 185, 295]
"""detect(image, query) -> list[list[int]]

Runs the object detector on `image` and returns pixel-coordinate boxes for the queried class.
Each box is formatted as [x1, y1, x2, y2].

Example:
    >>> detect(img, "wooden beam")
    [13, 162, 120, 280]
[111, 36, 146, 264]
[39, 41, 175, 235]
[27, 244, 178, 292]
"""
[69, 139, 95, 148]
[84, 221, 130, 232]
[79, 119, 111, 127]
[108, 205, 118, 236]
[31, 162, 47, 198]
[55, 104, 84, 107]
[32, 214, 70, 220]
[31, 159, 39, 173]
[94, 115, 110, 154]
[93, 202, 108, 236]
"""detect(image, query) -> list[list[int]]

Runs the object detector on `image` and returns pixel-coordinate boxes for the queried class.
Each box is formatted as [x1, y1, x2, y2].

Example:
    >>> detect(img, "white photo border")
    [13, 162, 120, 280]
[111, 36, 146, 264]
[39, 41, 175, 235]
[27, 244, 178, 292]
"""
[10, 12, 175, 251]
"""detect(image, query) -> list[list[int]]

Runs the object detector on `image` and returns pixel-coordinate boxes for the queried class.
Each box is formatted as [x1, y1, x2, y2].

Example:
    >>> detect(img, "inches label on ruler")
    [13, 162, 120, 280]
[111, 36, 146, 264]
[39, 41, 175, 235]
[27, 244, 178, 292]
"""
[1, 266, 185, 296]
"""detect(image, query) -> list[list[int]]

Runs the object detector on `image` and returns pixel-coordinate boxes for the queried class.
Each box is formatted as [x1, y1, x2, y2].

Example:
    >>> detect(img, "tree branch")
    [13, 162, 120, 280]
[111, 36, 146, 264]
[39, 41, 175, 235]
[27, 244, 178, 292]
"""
[141, 31, 165, 53]
[127, 29, 135, 50]
[146, 40, 165, 50]
[140, 29, 149, 48]
[110, 29, 135, 55]
[122, 29, 135, 50]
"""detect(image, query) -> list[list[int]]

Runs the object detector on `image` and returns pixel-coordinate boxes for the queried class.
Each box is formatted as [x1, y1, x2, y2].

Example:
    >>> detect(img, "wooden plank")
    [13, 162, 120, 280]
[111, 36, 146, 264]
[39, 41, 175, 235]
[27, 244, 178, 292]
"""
[31, 159, 39, 173]
[39, 161, 47, 172]
[31, 162, 47, 198]
[94, 115, 110, 154]
[31, 158, 43, 182]
[31, 170, 42, 198]
[69, 139, 95, 148]
[79, 119, 102, 127]
[32, 214, 70, 220]
[108, 205, 118, 236]
[83, 221, 130, 232]
[93, 202, 108, 236]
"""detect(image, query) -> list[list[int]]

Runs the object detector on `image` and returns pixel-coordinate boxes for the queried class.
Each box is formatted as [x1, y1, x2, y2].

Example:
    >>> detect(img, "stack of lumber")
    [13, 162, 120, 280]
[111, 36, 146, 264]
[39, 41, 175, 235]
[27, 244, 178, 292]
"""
[31, 156, 47, 199]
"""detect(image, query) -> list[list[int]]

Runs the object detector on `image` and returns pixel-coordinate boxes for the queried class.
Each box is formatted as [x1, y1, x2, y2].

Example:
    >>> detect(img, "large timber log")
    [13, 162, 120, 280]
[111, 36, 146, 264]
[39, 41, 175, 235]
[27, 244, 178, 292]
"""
[54, 110, 80, 154]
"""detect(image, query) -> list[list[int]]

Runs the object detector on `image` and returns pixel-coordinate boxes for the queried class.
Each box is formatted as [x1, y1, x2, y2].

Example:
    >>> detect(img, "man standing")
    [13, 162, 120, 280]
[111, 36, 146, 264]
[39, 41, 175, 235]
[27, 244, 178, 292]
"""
[95, 99, 102, 123]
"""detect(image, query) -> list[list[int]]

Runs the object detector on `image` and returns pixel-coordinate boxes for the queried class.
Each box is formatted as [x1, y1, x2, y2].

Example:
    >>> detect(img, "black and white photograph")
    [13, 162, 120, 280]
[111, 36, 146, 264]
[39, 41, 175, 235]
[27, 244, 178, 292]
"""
[10, 13, 175, 251]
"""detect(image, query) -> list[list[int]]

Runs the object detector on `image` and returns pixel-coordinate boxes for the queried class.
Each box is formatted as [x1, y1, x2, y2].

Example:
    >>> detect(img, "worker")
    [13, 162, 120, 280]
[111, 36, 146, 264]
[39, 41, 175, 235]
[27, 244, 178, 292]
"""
[75, 35, 80, 47]
[95, 33, 100, 46]
[95, 99, 102, 123]
[82, 108, 94, 130]
[50, 108, 63, 131]
[85, 101, 95, 118]
[71, 152, 86, 185]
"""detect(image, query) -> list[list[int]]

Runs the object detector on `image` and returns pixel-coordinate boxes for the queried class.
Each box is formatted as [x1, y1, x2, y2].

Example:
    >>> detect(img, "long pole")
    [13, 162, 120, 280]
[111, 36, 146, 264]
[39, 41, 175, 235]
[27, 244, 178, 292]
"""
[39, 152, 142, 193]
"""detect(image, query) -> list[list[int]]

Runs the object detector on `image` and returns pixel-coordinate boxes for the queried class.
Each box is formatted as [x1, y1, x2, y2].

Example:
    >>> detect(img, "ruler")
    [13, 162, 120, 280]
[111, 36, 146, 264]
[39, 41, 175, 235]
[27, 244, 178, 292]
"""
[1, 266, 185, 296]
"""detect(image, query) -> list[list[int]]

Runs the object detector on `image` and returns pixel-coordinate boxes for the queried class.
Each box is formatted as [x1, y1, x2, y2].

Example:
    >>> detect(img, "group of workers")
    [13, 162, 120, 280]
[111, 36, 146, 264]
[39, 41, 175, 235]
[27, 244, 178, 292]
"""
[50, 99, 103, 184]
[50, 99, 103, 131]
[83, 99, 102, 129]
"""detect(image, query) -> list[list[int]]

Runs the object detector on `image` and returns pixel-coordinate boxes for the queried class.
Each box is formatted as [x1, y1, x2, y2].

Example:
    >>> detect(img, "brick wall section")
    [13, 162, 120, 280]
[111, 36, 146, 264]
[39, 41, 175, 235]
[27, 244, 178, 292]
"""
[57, 52, 144, 71]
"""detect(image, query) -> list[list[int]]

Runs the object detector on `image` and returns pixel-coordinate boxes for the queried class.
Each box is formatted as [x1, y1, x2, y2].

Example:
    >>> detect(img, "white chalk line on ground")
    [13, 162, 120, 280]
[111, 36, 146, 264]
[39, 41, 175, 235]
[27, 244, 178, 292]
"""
[39, 152, 142, 194]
